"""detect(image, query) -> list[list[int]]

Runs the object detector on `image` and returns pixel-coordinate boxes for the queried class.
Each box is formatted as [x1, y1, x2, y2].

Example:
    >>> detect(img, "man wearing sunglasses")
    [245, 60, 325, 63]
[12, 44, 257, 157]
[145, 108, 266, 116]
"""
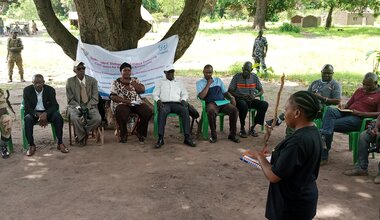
[66, 61, 102, 146]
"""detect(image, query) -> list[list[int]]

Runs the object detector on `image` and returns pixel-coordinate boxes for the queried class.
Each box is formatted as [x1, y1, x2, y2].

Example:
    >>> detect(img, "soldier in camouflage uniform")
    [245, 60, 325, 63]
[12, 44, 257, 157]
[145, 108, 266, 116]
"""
[7, 30, 25, 83]
[0, 88, 12, 159]
[252, 30, 268, 76]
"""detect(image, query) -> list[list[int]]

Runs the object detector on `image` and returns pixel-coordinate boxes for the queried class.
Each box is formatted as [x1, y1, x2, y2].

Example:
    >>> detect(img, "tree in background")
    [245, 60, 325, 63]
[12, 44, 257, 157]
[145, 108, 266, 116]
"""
[33, 0, 206, 62]
[305, 0, 380, 29]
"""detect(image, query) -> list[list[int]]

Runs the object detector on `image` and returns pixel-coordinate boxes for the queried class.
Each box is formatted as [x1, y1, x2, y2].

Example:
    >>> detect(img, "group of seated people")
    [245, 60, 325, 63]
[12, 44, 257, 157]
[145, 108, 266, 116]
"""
[0, 61, 378, 184]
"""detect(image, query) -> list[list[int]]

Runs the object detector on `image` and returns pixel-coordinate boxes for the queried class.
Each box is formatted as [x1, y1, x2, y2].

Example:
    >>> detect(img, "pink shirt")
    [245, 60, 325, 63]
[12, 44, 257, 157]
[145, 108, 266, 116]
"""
[347, 87, 380, 112]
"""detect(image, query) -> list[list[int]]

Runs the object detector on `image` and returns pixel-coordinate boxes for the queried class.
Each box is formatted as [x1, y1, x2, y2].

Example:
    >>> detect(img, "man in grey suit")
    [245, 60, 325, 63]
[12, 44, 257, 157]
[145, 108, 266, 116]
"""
[66, 61, 102, 146]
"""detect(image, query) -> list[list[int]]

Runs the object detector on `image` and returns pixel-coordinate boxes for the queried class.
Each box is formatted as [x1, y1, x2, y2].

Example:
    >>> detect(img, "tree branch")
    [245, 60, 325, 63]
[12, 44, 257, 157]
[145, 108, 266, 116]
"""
[161, 0, 206, 62]
[33, 0, 78, 60]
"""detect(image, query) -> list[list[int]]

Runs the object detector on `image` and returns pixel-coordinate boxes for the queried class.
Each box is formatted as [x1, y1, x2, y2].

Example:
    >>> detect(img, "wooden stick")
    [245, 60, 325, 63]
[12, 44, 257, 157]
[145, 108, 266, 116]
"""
[263, 73, 285, 152]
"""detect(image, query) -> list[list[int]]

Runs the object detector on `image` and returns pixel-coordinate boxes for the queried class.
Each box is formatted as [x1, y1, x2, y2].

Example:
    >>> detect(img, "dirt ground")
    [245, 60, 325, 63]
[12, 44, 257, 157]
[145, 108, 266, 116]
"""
[0, 76, 378, 220]
[0, 30, 379, 220]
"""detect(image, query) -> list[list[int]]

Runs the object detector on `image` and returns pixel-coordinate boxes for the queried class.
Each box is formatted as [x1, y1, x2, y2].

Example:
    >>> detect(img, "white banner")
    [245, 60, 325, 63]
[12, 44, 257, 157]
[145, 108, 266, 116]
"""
[76, 35, 179, 98]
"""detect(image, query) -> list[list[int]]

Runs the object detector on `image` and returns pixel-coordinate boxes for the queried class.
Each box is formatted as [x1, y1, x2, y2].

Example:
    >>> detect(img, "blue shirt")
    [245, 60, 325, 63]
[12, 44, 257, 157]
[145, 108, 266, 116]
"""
[196, 77, 227, 103]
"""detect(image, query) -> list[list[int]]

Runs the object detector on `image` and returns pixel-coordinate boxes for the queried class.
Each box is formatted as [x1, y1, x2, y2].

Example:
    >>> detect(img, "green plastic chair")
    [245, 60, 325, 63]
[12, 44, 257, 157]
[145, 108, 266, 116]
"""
[20, 100, 57, 150]
[199, 95, 264, 140]
[248, 95, 265, 132]
[153, 101, 183, 139]
[346, 117, 375, 164]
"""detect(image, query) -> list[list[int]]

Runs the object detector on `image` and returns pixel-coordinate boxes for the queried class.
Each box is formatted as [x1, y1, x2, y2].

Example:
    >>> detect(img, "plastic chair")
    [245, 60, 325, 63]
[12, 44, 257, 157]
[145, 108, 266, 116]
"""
[153, 101, 183, 139]
[346, 117, 375, 164]
[199, 98, 227, 140]
[248, 95, 265, 132]
[20, 100, 57, 150]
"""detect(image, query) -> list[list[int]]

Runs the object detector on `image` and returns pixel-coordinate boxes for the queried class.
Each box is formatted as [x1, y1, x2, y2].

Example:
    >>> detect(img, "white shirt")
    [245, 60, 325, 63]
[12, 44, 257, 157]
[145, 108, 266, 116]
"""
[35, 89, 45, 111]
[77, 76, 86, 85]
[152, 78, 188, 102]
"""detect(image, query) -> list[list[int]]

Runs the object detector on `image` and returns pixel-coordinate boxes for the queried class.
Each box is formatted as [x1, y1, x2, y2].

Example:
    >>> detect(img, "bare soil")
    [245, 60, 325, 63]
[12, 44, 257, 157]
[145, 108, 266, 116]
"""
[0, 32, 379, 220]
[0, 76, 378, 220]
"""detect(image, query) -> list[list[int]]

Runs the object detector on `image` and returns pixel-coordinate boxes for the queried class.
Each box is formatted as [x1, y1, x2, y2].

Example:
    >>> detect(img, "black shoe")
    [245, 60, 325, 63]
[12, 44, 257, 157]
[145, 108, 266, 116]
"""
[138, 136, 145, 144]
[184, 138, 196, 147]
[239, 129, 248, 138]
[265, 117, 283, 128]
[1, 146, 9, 159]
[249, 127, 259, 137]
[209, 136, 217, 143]
[228, 135, 241, 143]
[155, 138, 164, 148]
[119, 137, 127, 143]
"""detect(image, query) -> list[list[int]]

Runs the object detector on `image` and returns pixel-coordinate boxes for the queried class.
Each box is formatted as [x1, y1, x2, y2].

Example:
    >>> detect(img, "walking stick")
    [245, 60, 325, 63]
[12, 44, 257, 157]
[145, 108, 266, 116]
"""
[262, 73, 285, 153]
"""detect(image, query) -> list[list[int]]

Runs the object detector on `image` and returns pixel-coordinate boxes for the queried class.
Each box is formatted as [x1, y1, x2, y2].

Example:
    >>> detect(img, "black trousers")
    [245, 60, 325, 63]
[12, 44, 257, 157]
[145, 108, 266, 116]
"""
[114, 103, 152, 140]
[236, 98, 268, 129]
[158, 102, 190, 139]
[24, 111, 64, 146]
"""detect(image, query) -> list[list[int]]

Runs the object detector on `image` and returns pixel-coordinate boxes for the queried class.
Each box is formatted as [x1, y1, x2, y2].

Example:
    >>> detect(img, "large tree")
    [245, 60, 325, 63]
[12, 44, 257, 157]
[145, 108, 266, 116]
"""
[33, 0, 206, 62]
[253, 0, 268, 29]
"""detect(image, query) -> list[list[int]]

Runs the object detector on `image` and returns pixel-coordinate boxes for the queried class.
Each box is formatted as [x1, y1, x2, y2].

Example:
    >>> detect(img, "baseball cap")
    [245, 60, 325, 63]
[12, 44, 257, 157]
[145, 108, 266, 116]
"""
[164, 64, 175, 72]
[73, 60, 85, 68]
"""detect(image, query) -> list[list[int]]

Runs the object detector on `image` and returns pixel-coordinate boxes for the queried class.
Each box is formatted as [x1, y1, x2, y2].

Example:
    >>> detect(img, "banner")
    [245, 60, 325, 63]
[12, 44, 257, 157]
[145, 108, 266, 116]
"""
[76, 35, 179, 98]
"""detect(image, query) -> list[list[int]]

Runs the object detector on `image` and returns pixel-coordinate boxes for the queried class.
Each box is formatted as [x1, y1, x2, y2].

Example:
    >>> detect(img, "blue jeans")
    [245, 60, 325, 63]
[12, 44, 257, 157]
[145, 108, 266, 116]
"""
[320, 107, 362, 160]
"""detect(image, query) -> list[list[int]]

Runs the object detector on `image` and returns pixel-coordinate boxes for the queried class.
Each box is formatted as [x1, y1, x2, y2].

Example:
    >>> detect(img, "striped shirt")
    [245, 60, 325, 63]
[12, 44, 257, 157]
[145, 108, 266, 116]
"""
[228, 73, 262, 95]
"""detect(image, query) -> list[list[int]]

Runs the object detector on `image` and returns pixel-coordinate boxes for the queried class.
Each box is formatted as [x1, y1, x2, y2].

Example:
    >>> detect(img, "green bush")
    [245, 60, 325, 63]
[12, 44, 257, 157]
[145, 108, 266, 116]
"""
[279, 23, 300, 33]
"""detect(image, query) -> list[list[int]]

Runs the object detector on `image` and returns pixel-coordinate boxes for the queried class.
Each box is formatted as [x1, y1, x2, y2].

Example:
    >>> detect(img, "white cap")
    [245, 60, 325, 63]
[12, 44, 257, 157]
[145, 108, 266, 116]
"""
[164, 64, 175, 72]
[73, 60, 85, 68]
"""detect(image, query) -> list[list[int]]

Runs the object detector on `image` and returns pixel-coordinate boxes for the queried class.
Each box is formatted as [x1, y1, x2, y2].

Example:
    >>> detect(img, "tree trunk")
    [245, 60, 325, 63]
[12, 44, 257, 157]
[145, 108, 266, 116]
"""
[33, 0, 206, 61]
[325, 5, 334, 29]
[162, 0, 206, 61]
[253, 0, 268, 30]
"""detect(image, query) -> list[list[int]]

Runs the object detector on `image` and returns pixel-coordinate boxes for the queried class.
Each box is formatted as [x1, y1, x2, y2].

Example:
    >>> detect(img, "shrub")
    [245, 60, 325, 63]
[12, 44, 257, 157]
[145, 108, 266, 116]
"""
[279, 23, 300, 33]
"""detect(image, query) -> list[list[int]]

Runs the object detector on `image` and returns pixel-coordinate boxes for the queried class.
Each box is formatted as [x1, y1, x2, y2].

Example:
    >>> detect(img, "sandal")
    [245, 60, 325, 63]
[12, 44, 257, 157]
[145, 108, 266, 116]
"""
[57, 144, 69, 153]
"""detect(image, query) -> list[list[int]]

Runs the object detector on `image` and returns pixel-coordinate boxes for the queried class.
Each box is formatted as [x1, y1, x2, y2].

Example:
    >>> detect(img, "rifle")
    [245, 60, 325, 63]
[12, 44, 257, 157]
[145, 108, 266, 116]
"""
[5, 90, 15, 115]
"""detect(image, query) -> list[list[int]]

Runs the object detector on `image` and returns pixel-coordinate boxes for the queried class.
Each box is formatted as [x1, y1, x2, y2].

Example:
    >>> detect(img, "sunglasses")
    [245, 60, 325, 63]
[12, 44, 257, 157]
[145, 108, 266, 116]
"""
[77, 67, 86, 71]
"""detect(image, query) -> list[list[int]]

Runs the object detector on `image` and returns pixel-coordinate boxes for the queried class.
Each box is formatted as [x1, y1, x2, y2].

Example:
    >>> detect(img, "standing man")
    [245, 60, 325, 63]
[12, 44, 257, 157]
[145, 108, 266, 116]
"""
[196, 64, 240, 143]
[229, 61, 268, 138]
[23, 74, 68, 156]
[0, 88, 12, 159]
[31, 20, 37, 35]
[152, 64, 196, 148]
[7, 30, 24, 83]
[252, 30, 268, 77]
[66, 61, 102, 146]
[0, 17, 4, 35]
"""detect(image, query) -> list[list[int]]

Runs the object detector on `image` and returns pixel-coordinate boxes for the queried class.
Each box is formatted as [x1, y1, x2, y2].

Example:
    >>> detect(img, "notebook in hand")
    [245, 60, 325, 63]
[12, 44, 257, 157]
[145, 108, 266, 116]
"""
[240, 154, 271, 170]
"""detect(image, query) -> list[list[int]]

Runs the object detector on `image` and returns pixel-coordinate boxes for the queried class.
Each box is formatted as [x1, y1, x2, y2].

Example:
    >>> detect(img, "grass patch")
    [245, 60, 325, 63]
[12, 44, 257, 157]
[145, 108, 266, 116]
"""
[198, 24, 380, 38]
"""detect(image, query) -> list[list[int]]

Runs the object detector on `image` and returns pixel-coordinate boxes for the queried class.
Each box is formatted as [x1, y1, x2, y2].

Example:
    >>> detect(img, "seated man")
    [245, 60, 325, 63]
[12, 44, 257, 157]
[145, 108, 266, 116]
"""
[152, 64, 196, 148]
[228, 61, 268, 138]
[343, 115, 380, 184]
[320, 72, 380, 164]
[196, 64, 240, 143]
[23, 74, 68, 156]
[66, 61, 102, 146]
[0, 88, 12, 159]
[266, 64, 341, 136]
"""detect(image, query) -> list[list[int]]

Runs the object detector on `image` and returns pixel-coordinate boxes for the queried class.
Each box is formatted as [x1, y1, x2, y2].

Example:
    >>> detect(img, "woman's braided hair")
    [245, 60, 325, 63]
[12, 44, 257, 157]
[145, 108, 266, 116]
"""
[289, 91, 321, 121]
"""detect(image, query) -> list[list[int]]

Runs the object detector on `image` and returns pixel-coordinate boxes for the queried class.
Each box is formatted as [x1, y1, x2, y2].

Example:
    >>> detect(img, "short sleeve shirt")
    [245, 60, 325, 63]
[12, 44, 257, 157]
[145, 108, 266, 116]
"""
[253, 36, 268, 57]
[346, 87, 380, 112]
[228, 72, 262, 96]
[266, 126, 322, 220]
[196, 77, 227, 103]
[308, 79, 341, 102]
